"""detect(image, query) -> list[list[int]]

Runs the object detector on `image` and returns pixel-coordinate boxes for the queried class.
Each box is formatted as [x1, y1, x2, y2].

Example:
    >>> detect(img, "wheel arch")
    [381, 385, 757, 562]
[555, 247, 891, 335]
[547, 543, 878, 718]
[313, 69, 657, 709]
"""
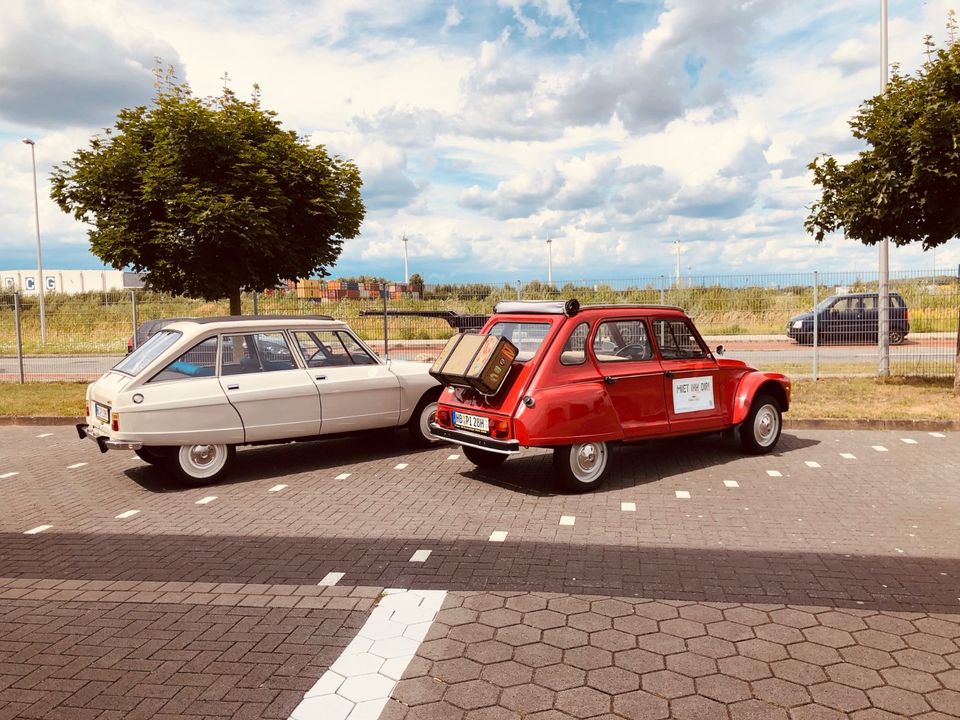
[732, 374, 790, 425]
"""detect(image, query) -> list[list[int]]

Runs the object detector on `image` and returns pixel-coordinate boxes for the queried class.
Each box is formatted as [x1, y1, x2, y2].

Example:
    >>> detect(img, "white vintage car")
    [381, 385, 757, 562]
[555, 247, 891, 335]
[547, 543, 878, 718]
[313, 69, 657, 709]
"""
[77, 315, 442, 484]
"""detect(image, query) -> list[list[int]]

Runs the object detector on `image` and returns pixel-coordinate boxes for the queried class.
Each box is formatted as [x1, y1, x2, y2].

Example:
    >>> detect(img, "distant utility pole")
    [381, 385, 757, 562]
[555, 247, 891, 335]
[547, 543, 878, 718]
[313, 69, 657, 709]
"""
[546, 238, 553, 285]
[878, 0, 890, 376]
[674, 238, 681, 288]
[402, 234, 409, 283]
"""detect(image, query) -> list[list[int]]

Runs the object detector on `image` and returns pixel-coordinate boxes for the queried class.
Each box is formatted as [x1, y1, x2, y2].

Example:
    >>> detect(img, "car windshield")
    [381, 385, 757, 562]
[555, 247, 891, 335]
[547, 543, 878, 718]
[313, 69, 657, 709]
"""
[814, 297, 835, 312]
[113, 330, 183, 376]
[487, 321, 551, 362]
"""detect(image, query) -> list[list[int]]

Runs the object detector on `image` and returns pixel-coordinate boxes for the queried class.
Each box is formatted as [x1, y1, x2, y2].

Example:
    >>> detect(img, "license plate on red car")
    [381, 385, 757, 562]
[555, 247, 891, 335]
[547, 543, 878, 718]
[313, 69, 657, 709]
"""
[453, 411, 489, 434]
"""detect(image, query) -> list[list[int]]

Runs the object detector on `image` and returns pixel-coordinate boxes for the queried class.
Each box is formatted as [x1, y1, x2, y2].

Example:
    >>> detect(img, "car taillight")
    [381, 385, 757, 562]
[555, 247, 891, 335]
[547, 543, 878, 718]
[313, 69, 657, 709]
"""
[112, 414, 119, 432]
[905, 308, 909, 321]
[85, 404, 90, 418]
[437, 408, 451, 427]
[491, 418, 510, 439]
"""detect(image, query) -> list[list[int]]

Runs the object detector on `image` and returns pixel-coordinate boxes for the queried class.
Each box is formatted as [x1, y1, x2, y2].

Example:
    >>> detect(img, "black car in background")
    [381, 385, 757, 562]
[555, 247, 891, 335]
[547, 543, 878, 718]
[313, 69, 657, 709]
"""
[786, 292, 910, 345]
[127, 318, 195, 353]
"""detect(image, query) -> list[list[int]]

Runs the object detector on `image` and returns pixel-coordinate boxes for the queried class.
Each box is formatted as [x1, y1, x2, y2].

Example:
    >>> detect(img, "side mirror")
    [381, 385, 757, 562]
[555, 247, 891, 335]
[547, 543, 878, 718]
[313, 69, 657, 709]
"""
[715, 345, 725, 356]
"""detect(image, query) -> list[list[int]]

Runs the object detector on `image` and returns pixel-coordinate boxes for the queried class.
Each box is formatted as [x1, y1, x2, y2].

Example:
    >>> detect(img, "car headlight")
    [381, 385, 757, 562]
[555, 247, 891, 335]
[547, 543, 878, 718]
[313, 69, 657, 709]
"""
[792, 321, 803, 329]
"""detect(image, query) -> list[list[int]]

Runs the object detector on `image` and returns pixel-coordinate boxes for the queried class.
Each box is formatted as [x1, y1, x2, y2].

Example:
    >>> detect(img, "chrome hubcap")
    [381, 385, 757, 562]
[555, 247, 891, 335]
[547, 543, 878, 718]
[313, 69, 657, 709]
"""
[420, 403, 438, 441]
[755, 406, 779, 445]
[570, 442, 607, 483]
[576, 444, 598, 472]
[190, 445, 216, 467]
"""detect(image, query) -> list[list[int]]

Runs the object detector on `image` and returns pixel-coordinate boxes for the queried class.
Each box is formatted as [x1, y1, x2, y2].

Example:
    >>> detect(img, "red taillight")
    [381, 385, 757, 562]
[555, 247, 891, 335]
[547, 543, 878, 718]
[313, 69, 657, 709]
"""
[491, 418, 510, 439]
[85, 404, 90, 418]
[905, 308, 909, 321]
[437, 408, 451, 428]
[112, 414, 119, 432]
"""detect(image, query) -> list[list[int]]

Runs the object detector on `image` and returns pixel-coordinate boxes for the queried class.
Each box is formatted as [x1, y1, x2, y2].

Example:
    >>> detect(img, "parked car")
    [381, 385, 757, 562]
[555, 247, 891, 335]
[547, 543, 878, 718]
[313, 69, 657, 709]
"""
[127, 318, 196, 354]
[786, 292, 910, 345]
[429, 300, 791, 492]
[78, 315, 442, 484]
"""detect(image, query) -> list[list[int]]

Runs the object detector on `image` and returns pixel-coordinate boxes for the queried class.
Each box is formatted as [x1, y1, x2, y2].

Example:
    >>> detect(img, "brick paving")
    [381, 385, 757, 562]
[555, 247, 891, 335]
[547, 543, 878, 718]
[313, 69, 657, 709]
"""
[0, 424, 958, 718]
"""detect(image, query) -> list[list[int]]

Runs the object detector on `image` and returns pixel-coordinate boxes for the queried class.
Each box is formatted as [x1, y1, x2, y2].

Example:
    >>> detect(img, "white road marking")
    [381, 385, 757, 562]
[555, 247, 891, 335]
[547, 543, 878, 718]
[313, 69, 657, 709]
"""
[195, 496, 217, 505]
[115, 510, 140, 519]
[901, 438, 918, 445]
[318, 572, 345, 586]
[36, 433, 53, 438]
[805, 461, 821, 468]
[409, 550, 432, 562]
[447, 454, 460, 460]
[930, 432, 945, 438]
[335, 473, 351, 480]
[290, 589, 447, 720]
[766, 470, 782, 477]
[621, 502, 636, 512]
[840, 453, 857, 459]
[559, 516, 575, 526]
[24, 525, 52, 535]
[872, 445, 888, 452]
[724, 480, 739, 488]
[675, 490, 690, 499]
[489, 531, 508, 542]
[0, 472, 18, 479]
[268, 484, 287, 492]
[394, 463, 408, 470]
[66, 462, 87, 469]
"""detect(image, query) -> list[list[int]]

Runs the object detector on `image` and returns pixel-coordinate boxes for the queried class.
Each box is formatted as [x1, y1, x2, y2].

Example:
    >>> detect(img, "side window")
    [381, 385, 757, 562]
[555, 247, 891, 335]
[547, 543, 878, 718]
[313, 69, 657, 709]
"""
[294, 331, 376, 367]
[862, 296, 877, 311]
[221, 332, 296, 375]
[653, 319, 706, 360]
[593, 321, 653, 362]
[560, 322, 590, 366]
[149, 337, 217, 383]
[889, 295, 905, 308]
[832, 298, 853, 313]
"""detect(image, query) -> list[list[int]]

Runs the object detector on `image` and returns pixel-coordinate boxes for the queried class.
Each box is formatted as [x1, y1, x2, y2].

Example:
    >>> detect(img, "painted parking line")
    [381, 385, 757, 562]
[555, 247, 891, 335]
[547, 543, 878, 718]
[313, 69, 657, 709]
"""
[901, 438, 918, 445]
[0, 472, 19, 479]
[66, 462, 87, 469]
[930, 432, 945, 438]
[559, 516, 576, 526]
[840, 453, 857, 459]
[289, 588, 447, 720]
[318, 572, 345, 587]
[336, 473, 351, 480]
[724, 480, 739, 488]
[394, 463, 408, 470]
[621, 502, 636, 512]
[36, 433, 53, 438]
[872, 445, 888, 452]
[766, 470, 782, 477]
[805, 461, 821, 468]
[447, 454, 460, 460]
[489, 530, 508, 542]
[268, 484, 287, 492]
[195, 496, 217, 505]
[675, 490, 691, 499]
[24, 525, 52, 535]
[114, 510, 140, 519]
[409, 550, 432, 562]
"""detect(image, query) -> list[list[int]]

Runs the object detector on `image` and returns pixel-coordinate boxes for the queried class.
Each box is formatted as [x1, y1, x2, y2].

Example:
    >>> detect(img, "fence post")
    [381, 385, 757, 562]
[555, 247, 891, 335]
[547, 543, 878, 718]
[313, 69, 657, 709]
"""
[253, 291, 259, 316]
[515, 280, 521, 301]
[14, 292, 25, 384]
[812, 271, 819, 381]
[659, 275, 665, 305]
[382, 287, 389, 359]
[130, 290, 138, 350]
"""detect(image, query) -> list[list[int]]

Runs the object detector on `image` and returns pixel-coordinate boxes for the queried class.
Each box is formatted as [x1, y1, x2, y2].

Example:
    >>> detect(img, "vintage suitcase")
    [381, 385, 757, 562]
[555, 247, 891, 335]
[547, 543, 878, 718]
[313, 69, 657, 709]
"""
[429, 333, 518, 395]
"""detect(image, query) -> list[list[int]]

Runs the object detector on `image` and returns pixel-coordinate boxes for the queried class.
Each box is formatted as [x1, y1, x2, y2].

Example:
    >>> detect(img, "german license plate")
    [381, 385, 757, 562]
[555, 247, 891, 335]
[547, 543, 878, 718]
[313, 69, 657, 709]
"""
[94, 403, 110, 424]
[453, 411, 489, 434]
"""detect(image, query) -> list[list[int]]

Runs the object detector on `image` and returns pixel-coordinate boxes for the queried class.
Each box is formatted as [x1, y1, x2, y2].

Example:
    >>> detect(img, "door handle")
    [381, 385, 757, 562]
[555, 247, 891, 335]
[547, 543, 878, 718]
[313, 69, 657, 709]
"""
[315, 375, 326, 381]
[603, 376, 617, 385]
[227, 383, 239, 390]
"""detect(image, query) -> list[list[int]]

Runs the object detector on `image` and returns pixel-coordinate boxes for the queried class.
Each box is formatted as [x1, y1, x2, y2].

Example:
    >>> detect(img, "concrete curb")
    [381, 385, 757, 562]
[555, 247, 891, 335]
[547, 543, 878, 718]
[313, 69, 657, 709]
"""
[1, 416, 957, 431]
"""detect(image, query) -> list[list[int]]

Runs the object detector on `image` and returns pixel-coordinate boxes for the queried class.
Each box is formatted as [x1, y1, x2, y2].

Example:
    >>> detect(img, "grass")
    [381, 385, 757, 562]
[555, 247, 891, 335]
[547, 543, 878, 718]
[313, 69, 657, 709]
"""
[3, 377, 958, 421]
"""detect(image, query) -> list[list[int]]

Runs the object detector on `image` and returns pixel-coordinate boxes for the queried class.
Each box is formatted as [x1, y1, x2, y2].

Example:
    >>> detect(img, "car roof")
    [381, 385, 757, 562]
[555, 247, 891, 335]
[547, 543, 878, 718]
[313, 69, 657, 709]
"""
[163, 315, 347, 333]
[492, 301, 689, 319]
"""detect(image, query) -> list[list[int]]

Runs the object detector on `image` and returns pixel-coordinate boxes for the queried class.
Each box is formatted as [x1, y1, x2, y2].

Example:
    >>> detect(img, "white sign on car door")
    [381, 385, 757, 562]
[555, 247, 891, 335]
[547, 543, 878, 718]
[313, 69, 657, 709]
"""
[672, 375, 715, 414]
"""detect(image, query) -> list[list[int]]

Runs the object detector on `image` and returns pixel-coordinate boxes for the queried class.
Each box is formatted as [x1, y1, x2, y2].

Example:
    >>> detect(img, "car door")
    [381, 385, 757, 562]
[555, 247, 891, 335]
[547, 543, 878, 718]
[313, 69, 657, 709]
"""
[860, 295, 878, 340]
[652, 318, 728, 434]
[219, 331, 321, 442]
[590, 319, 669, 438]
[293, 330, 401, 434]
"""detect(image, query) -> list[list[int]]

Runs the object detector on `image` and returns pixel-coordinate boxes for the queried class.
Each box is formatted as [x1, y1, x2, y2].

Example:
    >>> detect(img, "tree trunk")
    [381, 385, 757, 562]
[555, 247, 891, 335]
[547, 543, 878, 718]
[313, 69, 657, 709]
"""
[229, 289, 242, 316]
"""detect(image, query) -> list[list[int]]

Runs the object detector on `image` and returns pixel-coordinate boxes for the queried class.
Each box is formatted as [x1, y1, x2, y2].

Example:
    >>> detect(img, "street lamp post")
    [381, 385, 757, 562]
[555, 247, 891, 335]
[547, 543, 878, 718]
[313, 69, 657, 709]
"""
[402, 235, 409, 283]
[22, 138, 46, 343]
[546, 238, 553, 286]
[878, 0, 890, 376]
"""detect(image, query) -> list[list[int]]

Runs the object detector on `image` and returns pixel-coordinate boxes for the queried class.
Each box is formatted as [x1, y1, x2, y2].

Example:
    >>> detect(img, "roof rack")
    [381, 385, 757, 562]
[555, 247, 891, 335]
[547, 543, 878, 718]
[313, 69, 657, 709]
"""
[172, 314, 335, 324]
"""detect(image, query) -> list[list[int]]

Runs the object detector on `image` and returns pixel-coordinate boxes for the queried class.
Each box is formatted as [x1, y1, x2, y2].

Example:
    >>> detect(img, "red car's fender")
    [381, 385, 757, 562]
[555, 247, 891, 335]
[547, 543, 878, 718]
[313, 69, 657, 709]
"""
[731, 372, 791, 425]
[514, 380, 624, 447]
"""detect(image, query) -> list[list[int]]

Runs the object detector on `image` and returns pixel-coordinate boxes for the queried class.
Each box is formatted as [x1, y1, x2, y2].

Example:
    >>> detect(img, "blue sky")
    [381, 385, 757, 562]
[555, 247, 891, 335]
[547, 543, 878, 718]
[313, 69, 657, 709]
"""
[1, 0, 958, 284]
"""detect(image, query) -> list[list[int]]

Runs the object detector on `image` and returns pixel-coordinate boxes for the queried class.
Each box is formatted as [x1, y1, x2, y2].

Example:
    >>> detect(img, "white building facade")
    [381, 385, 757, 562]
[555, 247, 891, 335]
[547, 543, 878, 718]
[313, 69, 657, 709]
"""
[1, 269, 144, 295]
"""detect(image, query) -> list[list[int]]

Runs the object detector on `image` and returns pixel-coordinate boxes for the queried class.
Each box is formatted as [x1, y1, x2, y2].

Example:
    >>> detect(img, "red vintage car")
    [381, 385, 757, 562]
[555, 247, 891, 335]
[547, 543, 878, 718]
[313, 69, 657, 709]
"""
[429, 300, 791, 492]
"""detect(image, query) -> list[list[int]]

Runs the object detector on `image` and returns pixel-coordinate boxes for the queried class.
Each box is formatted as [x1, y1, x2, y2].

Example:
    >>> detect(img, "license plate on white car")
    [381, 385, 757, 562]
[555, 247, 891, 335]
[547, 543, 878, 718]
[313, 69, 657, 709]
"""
[94, 403, 110, 424]
[453, 411, 489, 434]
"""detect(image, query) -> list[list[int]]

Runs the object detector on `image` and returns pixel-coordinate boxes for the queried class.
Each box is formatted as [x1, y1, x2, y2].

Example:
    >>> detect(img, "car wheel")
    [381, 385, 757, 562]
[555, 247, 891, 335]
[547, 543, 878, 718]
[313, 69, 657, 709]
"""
[170, 444, 236, 485]
[463, 445, 507, 469]
[408, 391, 441, 447]
[889, 329, 905, 345]
[135, 446, 169, 466]
[553, 441, 611, 493]
[740, 394, 782, 454]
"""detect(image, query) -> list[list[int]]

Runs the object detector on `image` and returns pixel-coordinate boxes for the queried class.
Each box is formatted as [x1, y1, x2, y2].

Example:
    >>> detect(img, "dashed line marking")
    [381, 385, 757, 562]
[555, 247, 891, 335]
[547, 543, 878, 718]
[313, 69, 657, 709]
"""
[559, 516, 576, 526]
[901, 438, 918, 445]
[394, 463, 409, 470]
[805, 461, 821, 468]
[766, 470, 782, 477]
[335, 473, 351, 480]
[675, 490, 691, 499]
[447, 454, 460, 460]
[66, 462, 87, 469]
[409, 550, 432, 562]
[840, 453, 857, 460]
[195, 496, 217, 505]
[318, 572, 345, 586]
[930, 432, 945, 438]
[115, 510, 140, 519]
[0, 472, 19, 479]
[621, 502, 636, 512]
[268, 484, 287, 492]
[872, 446, 888, 452]
[489, 530, 508, 542]
[36, 433, 53, 438]
[24, 525, 52, 535]
[724, 480, 739, 488]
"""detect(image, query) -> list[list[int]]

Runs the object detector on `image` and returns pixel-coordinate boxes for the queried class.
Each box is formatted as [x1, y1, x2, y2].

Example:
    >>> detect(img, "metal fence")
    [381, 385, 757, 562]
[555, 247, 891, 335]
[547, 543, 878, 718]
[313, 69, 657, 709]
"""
[1, 270, 957, 383]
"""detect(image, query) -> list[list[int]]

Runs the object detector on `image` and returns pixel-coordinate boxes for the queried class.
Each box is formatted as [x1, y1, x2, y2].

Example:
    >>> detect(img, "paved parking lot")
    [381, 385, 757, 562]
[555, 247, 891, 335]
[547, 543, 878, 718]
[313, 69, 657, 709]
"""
[1, 425, 958, 718]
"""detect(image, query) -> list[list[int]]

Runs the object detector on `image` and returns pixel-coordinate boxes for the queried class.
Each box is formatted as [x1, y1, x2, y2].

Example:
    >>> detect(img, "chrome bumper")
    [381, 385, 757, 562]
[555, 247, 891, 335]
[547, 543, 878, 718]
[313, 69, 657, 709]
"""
[76, 423, 142, 453]
[429, 424, 520, 455]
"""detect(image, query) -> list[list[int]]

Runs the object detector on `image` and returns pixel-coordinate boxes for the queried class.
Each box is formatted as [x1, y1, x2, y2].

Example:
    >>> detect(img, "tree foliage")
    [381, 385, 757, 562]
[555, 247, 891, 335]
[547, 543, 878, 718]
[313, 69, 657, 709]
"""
[51, 75, 364, 314]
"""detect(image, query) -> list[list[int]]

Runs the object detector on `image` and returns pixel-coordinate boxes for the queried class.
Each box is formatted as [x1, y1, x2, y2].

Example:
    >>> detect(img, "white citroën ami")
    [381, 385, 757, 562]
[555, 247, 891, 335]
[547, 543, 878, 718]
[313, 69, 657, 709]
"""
[77, 316, 442, 484]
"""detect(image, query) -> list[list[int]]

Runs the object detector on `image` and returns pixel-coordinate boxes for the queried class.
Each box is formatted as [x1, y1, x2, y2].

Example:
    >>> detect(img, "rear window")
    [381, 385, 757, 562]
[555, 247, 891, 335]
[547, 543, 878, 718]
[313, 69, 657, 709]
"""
[113, 330, 182, 376]
[487, 322, 551, 362]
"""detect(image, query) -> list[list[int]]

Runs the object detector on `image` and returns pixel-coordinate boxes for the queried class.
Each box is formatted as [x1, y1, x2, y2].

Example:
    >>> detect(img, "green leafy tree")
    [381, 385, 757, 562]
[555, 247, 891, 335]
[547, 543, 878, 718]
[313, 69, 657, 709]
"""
[805, 35, 960, 392]
[51, 74, 364, 314]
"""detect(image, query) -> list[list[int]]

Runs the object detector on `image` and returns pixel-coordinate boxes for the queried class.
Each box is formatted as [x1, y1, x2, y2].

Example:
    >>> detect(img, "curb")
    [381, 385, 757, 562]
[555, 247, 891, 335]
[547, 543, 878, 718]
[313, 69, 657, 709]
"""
[1, 416, 957, 432]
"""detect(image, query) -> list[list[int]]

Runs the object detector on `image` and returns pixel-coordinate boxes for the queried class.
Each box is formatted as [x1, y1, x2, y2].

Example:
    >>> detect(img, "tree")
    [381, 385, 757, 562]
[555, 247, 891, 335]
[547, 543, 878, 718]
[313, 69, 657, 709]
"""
[805, 36, 960, 393]
[51, 73, 364, 314]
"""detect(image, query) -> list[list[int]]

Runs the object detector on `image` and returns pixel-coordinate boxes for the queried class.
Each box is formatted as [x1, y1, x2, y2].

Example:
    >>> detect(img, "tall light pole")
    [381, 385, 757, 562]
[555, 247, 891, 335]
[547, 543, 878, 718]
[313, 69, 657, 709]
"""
[878, 0, 890, 376]
[22, 138, 46, 343]
[674, 238, 681, 288]
[546, 238, 553, 285]
[401, 234, 409, 283]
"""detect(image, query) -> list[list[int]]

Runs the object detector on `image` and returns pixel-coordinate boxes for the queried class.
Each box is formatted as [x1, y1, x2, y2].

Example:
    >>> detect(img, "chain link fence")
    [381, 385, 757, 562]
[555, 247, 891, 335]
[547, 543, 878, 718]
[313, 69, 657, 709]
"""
[2, 270, 957, 382]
